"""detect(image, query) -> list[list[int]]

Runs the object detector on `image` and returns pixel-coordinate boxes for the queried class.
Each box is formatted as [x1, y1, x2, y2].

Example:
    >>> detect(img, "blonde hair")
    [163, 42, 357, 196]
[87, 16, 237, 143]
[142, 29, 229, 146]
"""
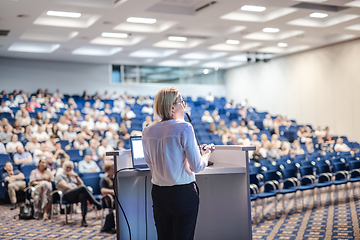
[154, 88, 180, 121]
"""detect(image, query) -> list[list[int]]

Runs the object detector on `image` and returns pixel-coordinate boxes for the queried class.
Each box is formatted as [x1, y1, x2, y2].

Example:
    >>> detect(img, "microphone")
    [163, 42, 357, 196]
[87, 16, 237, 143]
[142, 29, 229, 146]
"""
[185, 113, 214, 166]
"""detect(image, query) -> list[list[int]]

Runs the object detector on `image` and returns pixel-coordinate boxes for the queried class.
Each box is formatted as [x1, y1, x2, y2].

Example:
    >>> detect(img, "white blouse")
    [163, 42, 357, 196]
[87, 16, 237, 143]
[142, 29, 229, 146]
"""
[142, 119, 208, 186]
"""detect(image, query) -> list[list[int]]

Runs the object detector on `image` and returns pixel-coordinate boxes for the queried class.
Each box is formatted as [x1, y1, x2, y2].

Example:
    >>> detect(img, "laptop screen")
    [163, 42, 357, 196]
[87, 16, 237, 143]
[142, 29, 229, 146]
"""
[130, 136, 148, 168]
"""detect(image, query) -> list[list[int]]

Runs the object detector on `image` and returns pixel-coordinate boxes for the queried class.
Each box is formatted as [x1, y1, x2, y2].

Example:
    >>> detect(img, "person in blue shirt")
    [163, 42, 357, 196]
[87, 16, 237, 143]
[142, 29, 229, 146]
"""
[2, 161, 26, 210]
[78, 153, 100, 173]
[13, 146, 34, 165]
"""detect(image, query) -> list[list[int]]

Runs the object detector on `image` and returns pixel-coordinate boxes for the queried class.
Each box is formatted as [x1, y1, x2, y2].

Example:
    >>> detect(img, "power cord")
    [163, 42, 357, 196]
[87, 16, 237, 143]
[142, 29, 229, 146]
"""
[145, 175, 148, 240]
[114, 167, 135, 240]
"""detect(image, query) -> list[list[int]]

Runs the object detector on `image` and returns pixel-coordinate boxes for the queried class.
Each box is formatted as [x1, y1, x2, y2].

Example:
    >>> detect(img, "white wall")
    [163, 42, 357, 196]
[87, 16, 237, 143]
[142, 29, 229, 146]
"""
[0, 57, 226, 99]
[225, 39, 360, 142]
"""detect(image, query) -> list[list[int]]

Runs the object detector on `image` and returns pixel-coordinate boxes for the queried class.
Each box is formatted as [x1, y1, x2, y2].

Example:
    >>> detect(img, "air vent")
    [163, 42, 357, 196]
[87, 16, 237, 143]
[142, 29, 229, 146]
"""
[195, 1, 217, 12]
[292, 3, 349, 12]
[0, 30, 10, 36]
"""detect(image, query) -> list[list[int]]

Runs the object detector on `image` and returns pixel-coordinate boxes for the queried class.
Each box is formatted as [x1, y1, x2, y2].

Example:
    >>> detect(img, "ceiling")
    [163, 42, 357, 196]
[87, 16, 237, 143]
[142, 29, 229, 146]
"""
[0, 0, 360, 69]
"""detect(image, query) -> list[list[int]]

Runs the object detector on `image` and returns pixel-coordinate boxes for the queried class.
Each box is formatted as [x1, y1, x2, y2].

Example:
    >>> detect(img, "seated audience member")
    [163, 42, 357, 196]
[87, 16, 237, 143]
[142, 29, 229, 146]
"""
[224, 100, 236, 109]
[98, 139, 114, 159]
[0, 101, 13, 117]
[18, 111, 31, 126]
[229, 121, 240, 135]
[267, 142, 280, 160]
[46, 155, 60, 176]
[73, 134, 89, 150]
[144, 96, 154, 106]
[271, 134, 282, 149]
[141, 104, 153, 115]
[290, 140, 305, 155]
[84, 139, 100, 162]
[66, 98, 78, 109]
[54, 142, 70, 162]
[103, 103, 112, 115]
[247, 121, 260, 134]
[95, 115, 108, 132]
[211, 110, 220, 122]
[305, 138, 315, 153]
[63, 125, 77, 142]
[93, 98, 104, 109]
[323, 132, 335, 148]
[101, 91, 110, 100]
[25, 136, 41, 153]
[30, 118, 39, 133]
[29, 96, 40, 109]
[315, 126, 325, 137]
[279, 142, 291, 156]
[6, 134, 23, 153]
[117, 139, 126, 151]
[226, 134, 238, 146]
[238, 121, 248, 134]
[121, 106, 136, 127]
[125, 95, 135, 106]
[259, 141, 270, 159]
[13, 146, 33, 165]
[74, 110, 83, 122]
[45, 134, 58, 152]
[250, 134, 261, 147]
[112, 104, 122, 113]
[137, 96, 145, 105]
[334, 138, 351, 152]
[142, 116, 153, 129]
[3, 161, 26, 210]
[5, 95, 18, 108]
[43, 107, 57, 120]
[263, 114, 274, 132]
[57, 116, 69, 132]
[55, 161, 101, 227]
[208, 123, 218, 135]
[34, 126, 50, 142]
[119, 123, 130, 140]
[29, 159, 54, 219]
[53, 97, 65, 109]
[12, 120, 24, 134]
[81, 126, 93, 140]
[81, 115, 94, 130]
[252, 147, 265, 162]
[33, 143, 52, 165]
[0, 126, 8, 143]
[216, 120, 228, 135]
[23, 126, 32, 142]
[205, 92, 214, 103]
[82, 102, 92, 114]
[111, 91, 119, 100]
[78, 153, 101, 173]
[201, 111, 214, 123]
[238, 134, 251, 146]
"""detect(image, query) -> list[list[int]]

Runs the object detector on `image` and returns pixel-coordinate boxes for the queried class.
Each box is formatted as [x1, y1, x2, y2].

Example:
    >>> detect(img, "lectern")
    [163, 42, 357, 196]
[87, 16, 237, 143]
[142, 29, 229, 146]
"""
[106, 145, 255, 240]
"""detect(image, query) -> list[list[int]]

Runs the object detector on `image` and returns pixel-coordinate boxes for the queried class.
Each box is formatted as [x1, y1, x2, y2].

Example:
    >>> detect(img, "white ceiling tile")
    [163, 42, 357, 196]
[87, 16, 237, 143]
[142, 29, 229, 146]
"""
[34, 11, 101, 28]
[20, 29, 79, 42]
[72, 46, 122, 56]
[129, 49, 178, 58]
[90, 36, 145, 46]
[8, 42, 60, 53]
[181, 51, 227, 60]
[208, 42, 262, 51]
[158, 60, 200, 67]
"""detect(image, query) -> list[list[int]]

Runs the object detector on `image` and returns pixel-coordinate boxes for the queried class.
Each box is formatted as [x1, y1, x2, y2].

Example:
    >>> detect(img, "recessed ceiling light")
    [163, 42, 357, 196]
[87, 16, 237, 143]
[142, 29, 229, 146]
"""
[241, 5, 266, 12]
[101, 32, 128, 38]
[310, 12, 328, 18]
[226, 40, 240, 45]
[168, 36, 187, 42]
[263, 27, 280, 33]
[46, 11, 81, 18]
[127, 17, 156, 24]
[203, 69, 209, 74]
[278, 43, 288, 47]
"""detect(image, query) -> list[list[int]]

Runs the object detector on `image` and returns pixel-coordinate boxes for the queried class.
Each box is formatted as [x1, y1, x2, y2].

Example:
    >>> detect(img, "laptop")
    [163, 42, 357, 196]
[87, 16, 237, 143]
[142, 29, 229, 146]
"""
[129, 136, 150, 171]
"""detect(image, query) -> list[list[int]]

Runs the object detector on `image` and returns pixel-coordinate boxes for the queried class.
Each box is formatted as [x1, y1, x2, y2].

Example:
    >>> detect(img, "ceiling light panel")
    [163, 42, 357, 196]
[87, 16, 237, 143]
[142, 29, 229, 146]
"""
[158, 60, 199, 67]
[91, 36, 144, 46]
[8, 42, 60, 53]
[153, 39, 204, 49]
[278, 42, 288, 47]
[241, 5, 266, 12]
[288, 14, 359, 28]
[34, 11, 101, 28]
[101, 32, 128, 38]
[310, 12, 328, 18]
[181, 51, 227, 60]
[263, 27, 280, 33]
[46, 11, 81, 18]
[209, 42, 261, 51]
[168, 36, 187, 42]
[221, 8, 297, 22]
[72, 46, 122, 56]
[129, 49, 178, 58]
[345, 1, 360, 7]
[127, 17, 156, 24]
[226, 40, 240, 45]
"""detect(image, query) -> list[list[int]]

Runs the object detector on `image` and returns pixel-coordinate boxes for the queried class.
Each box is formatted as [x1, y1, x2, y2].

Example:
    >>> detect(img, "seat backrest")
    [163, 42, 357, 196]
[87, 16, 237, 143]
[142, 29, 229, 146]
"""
[20, 164, 37, 178]
[316, 164, 331, 174]
[349, 160, 360, 170]
[82, 174, 101, 195]
[333, 162, 347, 172]
[299, 166, 314, 177]
[262, 170, 281, 182]
[282, 168, 298, 179]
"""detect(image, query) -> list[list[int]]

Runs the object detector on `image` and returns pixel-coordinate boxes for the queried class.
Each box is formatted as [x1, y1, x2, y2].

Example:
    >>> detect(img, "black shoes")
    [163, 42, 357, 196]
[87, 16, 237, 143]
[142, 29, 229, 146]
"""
[81, 219, 88, 227]
[10, 203, 17, 210]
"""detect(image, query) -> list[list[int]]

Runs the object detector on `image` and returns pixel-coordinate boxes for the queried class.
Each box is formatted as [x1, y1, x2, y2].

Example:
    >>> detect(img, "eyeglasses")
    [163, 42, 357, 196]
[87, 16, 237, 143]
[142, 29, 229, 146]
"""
[175, 99, 186, 108]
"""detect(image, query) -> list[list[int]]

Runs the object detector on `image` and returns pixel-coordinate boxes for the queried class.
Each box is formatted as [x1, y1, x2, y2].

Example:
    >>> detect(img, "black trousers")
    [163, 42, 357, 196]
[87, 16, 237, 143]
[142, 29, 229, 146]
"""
[63, 185, 99, 218]
[151, 182, 199, 240]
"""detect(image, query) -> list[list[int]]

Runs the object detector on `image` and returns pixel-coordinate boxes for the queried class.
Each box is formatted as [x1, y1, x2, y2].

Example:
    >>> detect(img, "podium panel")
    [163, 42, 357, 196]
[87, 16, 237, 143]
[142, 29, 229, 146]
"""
[107, 145, 254, 240]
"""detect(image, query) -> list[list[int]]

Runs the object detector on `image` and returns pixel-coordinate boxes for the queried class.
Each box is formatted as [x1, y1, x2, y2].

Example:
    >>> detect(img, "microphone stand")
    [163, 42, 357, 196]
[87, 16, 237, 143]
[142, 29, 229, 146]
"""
[186, 113, 214, 166]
